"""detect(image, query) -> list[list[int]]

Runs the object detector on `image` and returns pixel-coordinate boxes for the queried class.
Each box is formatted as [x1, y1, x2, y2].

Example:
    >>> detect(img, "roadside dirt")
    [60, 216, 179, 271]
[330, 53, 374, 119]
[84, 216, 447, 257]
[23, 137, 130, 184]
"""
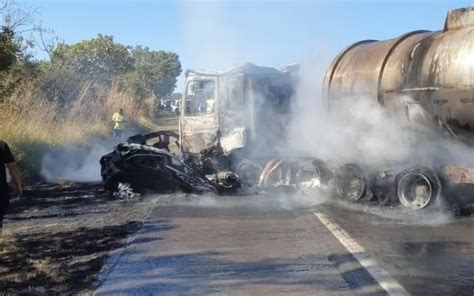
[0, 182, 157, 295]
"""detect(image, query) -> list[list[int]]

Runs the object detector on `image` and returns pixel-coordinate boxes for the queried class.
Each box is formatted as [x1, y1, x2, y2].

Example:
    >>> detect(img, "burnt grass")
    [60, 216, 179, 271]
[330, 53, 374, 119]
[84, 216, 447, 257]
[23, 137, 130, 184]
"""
[0, 183, 151, 295]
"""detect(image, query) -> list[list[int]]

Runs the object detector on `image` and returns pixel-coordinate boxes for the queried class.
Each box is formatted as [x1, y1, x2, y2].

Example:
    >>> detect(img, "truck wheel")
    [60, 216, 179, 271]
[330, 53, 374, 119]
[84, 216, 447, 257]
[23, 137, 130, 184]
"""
[258, 159, 291, 189]
[311, 159, 333, 183]
[236, 159, 263, 187]
[334, 163, 368, 202]
[295, 158, 331, 193]
[394, 166, 459, 213]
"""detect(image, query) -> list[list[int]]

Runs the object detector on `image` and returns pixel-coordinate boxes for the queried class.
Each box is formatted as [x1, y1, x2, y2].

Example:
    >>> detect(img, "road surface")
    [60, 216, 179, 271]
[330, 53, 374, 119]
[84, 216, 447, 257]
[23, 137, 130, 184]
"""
[95, 193, 474, 295]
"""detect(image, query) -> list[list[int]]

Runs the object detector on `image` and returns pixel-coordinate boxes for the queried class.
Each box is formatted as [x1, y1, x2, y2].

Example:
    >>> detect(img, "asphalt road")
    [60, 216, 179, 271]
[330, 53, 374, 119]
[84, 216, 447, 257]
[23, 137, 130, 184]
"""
[95, 193, 474, 296]
[320, 201, 474, 296]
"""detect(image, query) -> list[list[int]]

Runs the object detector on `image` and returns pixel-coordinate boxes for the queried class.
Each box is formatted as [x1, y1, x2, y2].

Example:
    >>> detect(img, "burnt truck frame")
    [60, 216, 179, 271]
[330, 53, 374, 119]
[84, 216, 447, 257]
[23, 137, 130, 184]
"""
[103, 7, 474, 213]
[179, 63, 298, 184]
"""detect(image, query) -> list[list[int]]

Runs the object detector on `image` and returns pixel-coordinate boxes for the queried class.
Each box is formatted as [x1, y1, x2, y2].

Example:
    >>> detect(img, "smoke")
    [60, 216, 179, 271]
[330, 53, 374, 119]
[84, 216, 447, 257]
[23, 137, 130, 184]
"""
[173, 191, 329, 211]
[40, 140, 113, 183]
[331, 199, 455, 226]
[178, 1, 244, 74]
[288, 54, 474, 170]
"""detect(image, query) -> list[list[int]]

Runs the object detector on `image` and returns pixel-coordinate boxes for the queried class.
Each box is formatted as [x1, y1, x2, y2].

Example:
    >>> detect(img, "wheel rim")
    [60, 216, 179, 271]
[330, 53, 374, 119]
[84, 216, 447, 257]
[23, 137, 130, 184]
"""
[398, 172, 433, 210]
[266, 162, 291, 187]
[336, 165, 366, 201]
[297, 160, 322, 183]
[337, 177, 366, 201]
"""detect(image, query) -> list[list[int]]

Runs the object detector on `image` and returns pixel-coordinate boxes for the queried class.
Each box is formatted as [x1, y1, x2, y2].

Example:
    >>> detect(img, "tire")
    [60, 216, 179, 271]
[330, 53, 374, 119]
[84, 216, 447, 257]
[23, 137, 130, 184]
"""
[334, 163, 369, 202]
[236, 159, 263, 188]
[311, 159, 333, 184]
[394, 166, 459, 214]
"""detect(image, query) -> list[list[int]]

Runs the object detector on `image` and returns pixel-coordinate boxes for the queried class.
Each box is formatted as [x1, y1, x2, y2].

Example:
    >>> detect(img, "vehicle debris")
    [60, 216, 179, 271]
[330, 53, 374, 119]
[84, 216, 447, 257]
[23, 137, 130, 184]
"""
[101, 63, 299, 196]
[113, 182, 142, 200]
[100, 31, 474, 216]
[100, 141, 234, 195]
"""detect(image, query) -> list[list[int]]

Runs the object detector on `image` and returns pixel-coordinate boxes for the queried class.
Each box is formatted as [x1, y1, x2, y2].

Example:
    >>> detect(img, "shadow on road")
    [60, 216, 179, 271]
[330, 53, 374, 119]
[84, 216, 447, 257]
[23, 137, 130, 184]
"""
[97, 249, 393, 295]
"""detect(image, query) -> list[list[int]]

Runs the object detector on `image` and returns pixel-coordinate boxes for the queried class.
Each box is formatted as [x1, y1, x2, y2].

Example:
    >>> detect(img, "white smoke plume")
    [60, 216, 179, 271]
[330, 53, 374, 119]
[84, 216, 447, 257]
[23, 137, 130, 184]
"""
[40, 141, 113, 183]
[288, 54, 474, 170]
[178, 1, 244, 74]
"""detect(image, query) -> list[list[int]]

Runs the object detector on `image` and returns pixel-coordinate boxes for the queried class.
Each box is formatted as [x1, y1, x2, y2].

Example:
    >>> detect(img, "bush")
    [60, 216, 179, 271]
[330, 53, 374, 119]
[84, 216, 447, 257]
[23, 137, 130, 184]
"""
[0, 80, 154, 181]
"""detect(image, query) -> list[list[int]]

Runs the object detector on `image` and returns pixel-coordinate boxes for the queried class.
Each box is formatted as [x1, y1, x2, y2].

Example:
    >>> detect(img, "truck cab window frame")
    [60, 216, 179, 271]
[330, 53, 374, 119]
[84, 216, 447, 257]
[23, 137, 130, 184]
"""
[184, 79, 217, 116]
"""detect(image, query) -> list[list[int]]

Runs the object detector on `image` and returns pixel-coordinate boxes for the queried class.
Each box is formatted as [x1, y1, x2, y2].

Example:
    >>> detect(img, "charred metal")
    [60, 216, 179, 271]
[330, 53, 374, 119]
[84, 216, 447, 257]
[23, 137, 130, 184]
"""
[100, 8, 474, 215]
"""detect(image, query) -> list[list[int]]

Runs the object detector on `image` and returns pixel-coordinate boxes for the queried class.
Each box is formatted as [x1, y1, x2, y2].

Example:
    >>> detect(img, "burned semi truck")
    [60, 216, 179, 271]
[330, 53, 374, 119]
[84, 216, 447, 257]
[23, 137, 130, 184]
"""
[101, 7, 473, 214]
[179, 63, 298, 185]
[323, 7, 474, 213]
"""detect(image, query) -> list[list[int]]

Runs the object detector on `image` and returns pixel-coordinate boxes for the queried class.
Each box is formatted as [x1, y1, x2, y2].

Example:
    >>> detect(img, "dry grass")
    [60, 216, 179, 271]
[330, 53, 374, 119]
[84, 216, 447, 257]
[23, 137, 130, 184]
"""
[0, 81, 156, 180]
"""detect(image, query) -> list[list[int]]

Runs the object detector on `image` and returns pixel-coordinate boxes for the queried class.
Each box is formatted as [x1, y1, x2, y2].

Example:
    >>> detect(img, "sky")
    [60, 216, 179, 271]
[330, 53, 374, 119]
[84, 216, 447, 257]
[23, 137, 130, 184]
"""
[19, 0, 474, 91]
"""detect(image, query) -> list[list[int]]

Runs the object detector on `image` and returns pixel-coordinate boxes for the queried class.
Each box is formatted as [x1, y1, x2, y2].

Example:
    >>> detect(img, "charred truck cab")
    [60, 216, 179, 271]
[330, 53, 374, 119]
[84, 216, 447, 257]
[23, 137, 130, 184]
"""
[100, 63, 300, 195]
[180, 63, 298, 185]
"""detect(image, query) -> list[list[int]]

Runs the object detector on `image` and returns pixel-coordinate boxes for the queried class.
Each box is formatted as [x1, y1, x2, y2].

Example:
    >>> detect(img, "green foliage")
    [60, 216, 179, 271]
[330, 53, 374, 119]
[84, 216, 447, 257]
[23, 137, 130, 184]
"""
[0, 59, 38, 98]
[51, 34, 134, 84]
[39, 36, 182, 106]
[0, 26, 18, 72]
[0, 26, 39, 99]
[121, 46, 182, 101]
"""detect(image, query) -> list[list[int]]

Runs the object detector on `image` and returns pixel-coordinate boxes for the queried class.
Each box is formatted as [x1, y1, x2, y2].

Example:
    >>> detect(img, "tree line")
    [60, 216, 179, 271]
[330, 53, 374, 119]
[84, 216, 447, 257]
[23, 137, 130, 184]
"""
[0, 0, 182, 109]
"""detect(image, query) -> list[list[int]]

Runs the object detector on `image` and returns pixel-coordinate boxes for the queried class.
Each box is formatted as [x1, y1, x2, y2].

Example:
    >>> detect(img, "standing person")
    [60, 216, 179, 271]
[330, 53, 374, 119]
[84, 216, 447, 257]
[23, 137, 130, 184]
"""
[0, 140, 22, 237]
[112, 108, 127, 141]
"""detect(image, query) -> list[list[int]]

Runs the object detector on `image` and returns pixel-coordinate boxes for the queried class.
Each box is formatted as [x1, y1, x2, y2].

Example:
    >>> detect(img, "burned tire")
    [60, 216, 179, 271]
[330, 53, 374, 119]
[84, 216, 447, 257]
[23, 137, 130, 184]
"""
[334, 163, 368, 202]
[236, 159, 263, 187]
[311, 159, 333, 184]
[394, 166, 459, 213]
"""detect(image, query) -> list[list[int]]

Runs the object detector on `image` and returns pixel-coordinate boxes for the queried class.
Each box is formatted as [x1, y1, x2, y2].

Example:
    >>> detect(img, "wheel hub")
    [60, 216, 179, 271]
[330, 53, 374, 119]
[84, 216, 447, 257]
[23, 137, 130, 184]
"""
[398, 172, 433, 210]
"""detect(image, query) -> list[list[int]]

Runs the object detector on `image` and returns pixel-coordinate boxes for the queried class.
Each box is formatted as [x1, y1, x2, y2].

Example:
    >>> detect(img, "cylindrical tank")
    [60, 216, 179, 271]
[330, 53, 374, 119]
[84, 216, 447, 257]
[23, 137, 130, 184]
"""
[323, 7, 474, 131]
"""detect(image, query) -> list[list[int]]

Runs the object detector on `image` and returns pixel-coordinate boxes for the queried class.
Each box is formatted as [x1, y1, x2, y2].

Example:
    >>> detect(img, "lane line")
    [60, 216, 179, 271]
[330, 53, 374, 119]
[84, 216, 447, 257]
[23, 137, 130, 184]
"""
[314, 211, 410, 296]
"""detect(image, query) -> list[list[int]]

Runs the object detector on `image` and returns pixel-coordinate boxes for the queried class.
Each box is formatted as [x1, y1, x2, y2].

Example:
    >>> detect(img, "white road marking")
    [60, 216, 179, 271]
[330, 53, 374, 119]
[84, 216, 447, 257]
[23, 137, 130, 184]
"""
[314, 211, 410, 296]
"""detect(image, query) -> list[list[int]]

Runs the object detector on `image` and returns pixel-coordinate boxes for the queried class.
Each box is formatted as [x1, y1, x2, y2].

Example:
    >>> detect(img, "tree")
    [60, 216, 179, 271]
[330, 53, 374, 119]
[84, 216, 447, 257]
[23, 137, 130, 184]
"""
[51, 34, 134, 85]
[0, 26, 18, 72]
[39, 35, 135, 105]
[123, 46, 181, 100]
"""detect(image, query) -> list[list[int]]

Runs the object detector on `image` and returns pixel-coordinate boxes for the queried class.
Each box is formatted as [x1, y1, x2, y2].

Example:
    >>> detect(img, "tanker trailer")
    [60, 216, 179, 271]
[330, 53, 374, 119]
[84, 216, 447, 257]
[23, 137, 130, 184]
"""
[323, 7, 474, 213]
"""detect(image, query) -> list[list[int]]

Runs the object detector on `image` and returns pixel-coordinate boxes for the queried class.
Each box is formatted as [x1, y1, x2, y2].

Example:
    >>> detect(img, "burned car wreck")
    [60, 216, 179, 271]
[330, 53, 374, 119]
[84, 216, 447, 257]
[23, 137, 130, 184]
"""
[100, 131, 241, 196]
